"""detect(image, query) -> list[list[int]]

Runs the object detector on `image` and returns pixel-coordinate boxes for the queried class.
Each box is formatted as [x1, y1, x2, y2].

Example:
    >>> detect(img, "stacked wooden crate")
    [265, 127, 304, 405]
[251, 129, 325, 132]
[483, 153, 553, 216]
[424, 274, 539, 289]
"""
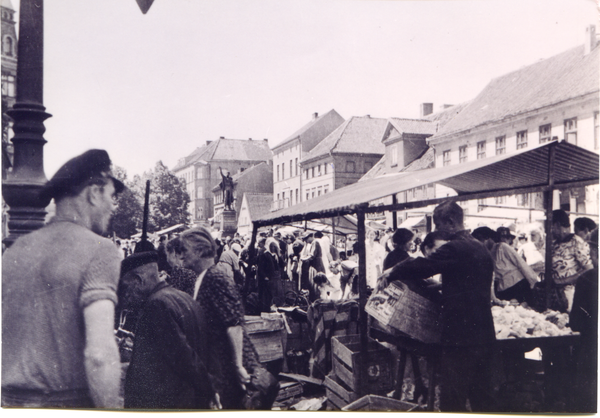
[325, 335, 393, 410]
[245, 314, 287, 363]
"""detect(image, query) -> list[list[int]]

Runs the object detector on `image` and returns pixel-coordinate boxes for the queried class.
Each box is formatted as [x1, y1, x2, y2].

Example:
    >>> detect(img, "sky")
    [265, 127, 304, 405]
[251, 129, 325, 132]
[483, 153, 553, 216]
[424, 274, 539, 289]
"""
[7, 0, 599, 179]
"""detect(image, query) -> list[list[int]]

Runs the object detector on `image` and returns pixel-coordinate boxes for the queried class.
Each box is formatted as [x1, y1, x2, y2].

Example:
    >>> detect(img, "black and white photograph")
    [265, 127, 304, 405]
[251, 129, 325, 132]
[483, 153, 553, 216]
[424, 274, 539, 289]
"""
[1, 0, 598, 413]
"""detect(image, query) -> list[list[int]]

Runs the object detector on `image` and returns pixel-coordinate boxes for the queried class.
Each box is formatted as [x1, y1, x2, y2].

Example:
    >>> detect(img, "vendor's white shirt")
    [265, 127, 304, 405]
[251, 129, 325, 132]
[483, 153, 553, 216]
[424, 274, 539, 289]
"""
[193, 270, 208, 300]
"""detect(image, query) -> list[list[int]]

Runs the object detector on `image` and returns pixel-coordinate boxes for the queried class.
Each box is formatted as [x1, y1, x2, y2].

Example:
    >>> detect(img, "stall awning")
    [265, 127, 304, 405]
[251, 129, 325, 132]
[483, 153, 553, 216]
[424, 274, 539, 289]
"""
[399, 216, 426, 230]
[255, 141, 598, 226]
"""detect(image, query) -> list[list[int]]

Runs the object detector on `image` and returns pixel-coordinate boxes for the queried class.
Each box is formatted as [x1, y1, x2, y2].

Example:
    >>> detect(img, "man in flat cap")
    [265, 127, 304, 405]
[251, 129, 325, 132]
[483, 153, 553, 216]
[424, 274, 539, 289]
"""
[2, 149, 125, 408]
[118, 251, 215, 409]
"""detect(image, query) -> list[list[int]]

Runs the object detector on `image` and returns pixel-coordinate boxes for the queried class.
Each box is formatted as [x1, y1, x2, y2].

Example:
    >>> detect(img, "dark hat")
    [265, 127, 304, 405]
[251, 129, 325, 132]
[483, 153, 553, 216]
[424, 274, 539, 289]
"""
[472, 226, 498, 242]
[273, 231, 282, 238]
[302, 231, 313, 240]
[496, 227, 515, 240]
[121, 251, 158, 278]
[42, 149, 125, 201]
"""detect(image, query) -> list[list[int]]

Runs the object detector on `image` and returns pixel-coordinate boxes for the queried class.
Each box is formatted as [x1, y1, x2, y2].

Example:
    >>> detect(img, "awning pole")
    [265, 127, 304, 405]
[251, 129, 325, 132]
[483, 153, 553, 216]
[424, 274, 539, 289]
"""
[392, 194, 398, 230]
[543, 142, 557, 310]
[356, 209, 369, 397]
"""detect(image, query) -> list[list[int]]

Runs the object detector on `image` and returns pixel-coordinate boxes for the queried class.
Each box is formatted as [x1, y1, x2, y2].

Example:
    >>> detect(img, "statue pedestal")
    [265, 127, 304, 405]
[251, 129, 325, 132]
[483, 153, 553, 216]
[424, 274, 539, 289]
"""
[220, 209, 237, 238]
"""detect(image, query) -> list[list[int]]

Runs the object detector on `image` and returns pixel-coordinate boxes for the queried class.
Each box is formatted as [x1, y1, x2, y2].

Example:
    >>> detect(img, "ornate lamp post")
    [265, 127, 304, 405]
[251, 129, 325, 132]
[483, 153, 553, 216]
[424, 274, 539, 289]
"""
[3, 0, 51, 247]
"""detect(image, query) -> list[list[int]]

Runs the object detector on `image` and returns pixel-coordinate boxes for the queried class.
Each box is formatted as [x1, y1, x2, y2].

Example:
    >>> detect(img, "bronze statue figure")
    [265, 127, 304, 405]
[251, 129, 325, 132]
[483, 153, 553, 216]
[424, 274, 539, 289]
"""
[219, 167, 234, 211]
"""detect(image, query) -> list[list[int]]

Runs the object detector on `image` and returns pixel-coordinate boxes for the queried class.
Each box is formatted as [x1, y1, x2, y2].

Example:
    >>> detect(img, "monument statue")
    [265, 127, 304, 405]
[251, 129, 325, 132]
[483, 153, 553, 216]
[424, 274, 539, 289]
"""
[218, 167, 234, 211]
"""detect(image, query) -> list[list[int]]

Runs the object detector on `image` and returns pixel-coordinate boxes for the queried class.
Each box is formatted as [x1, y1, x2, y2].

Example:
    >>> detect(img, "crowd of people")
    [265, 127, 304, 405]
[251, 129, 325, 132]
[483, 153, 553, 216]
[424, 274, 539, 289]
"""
[1, 148, 597, 412]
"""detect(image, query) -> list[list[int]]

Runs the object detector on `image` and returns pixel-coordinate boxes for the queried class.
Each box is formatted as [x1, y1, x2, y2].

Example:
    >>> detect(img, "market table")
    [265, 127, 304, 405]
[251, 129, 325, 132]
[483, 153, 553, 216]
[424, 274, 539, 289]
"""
[370, 318, 581, 412]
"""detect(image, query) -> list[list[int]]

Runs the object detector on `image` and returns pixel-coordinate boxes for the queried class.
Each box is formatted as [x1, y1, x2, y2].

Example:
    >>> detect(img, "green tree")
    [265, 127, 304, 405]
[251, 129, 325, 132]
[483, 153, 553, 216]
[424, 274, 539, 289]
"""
[109, 166, 143, 238]
[136, 161, 190, 232]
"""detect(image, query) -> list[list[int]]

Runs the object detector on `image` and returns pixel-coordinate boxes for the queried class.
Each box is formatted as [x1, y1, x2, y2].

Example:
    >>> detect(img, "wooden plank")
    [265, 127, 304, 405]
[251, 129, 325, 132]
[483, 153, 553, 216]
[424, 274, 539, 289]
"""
[279, 372, 323, 386]
[325, 374, 359, 405]
[249, 331, 284, 363]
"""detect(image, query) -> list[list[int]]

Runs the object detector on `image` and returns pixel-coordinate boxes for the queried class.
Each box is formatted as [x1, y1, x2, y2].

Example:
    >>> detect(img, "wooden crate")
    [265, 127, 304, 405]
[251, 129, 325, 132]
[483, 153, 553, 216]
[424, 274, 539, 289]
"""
[331, 335, 393, 394]
[324, 373, 359, 410]
[245, 315, 286, 363]
[342, 395, 419, 411]
[365, 281, 441, 344]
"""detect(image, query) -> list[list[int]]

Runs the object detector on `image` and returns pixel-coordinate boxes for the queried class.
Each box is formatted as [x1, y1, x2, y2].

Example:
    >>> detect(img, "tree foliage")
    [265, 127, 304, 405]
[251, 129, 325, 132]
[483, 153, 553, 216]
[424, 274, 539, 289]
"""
[109, 162, 190, 238]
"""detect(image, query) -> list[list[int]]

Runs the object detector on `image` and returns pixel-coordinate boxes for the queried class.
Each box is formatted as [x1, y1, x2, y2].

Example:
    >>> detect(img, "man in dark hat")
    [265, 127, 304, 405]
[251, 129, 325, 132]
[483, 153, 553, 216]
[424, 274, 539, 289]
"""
[119, 251, 215, 409]
[2, 149, 125, 408]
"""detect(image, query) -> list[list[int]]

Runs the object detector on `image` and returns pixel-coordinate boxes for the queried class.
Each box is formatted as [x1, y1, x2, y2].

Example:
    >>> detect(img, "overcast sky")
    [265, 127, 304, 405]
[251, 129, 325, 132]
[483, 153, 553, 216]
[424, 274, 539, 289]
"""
[8, 0, 598, 179]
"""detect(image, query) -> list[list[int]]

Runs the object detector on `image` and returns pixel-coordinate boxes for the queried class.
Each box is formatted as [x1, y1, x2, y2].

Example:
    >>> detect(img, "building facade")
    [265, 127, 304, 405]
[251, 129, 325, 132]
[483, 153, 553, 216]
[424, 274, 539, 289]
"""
[300, 115, 387, 202]
[272, 109, 344, 211]
[172, 137, 272, 225]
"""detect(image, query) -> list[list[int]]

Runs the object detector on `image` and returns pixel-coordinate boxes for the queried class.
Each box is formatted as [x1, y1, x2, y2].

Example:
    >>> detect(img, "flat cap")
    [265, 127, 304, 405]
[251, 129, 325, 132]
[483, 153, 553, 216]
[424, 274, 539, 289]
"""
[42, 149, 125, 200]
[121, 251, 158, 278]
[496, 226, 515, 240]
[302, 231, 313, 240]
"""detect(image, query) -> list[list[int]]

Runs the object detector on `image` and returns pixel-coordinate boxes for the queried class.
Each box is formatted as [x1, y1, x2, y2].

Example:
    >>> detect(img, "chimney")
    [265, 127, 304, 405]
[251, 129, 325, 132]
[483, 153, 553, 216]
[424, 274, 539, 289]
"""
[440, 104, 453, 110]
[263, 138, 268, 142]
[584, 25, 597, 55]
[248, 138, 252, 141]
[420, 103, 433, 117]
[206, 140, 212, 145]
[313, 112, 319, 120]
[219, 136, 224, 139]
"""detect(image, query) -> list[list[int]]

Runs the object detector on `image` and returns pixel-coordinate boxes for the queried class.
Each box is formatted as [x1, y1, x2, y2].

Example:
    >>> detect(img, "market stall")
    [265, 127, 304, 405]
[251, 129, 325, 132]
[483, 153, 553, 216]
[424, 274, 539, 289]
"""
[250, 140, 599, 408]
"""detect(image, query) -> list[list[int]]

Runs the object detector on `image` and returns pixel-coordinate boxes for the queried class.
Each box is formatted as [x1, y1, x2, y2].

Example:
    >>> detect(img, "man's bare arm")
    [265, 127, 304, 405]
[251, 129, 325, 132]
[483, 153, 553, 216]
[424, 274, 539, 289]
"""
[83, 299, 122, 408]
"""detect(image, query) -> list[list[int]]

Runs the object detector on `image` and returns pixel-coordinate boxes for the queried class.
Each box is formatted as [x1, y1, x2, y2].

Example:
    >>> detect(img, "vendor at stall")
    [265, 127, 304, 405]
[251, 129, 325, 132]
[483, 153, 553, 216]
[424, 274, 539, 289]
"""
[377, 201, 496, 413]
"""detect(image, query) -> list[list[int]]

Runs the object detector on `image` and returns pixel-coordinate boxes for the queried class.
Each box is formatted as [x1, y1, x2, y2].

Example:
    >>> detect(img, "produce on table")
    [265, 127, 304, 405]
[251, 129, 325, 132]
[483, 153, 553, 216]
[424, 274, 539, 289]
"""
[492, 303, 573, 339]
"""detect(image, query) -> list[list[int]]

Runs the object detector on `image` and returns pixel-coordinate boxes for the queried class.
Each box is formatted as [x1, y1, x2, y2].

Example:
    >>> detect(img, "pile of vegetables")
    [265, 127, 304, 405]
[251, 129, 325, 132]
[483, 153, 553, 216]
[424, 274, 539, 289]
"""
[492, 304, 573, 339]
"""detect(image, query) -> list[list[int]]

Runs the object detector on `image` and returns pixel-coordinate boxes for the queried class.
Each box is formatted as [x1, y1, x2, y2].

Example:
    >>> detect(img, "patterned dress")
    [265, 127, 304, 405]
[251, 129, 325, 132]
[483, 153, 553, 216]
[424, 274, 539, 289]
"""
[552, 233, 592, 312]
[196, 263, 261, 409]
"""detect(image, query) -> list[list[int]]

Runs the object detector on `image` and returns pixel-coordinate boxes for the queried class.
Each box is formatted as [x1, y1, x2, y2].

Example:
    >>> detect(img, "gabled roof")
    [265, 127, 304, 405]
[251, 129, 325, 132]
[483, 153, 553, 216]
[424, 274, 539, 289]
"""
[1, 0, 15, 10]
[301, 116, 387, 163]
[274, 109, 345, 152]
[386, 118, 437, 139]
[431, 43, 600, 141]
[401, 147, 435, 172]
[243, 193, 274, 220]
[173, 138, 272, 171]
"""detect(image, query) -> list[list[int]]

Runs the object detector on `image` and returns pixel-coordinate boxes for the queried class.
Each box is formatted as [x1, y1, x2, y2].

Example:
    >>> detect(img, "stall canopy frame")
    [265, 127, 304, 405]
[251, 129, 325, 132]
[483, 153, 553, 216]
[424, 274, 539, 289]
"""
[250, 140, 599, 396]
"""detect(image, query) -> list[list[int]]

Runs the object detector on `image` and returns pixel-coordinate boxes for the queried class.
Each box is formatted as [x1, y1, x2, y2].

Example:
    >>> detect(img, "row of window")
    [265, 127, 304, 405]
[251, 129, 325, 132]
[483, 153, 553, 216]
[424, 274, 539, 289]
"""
[442, 116, 597, 166]
[276, 189, 300, 206]
[1, 73, 15, 98]
[305, 163, 330, 180]
[276, 158, 299, 182]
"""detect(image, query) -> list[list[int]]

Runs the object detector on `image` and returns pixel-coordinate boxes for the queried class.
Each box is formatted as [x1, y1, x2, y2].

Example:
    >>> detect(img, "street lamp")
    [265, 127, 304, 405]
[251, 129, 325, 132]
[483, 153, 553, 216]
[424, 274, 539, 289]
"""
[2, 0, 155, 247]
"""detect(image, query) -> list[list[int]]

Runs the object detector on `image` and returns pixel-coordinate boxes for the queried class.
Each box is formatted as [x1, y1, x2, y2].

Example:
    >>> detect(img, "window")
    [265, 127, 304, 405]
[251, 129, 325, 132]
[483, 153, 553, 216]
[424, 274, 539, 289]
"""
[495, 196, 506, 204]
[324, 187, 328, 194]
[517, 193, 529, 207]
[324, 163, 328, 175]
[312, 190, 315, 198]
[476, 141, 486, 160]
[311, 167, 315, 178]
[442, 150, 451, 167]
[390, 144, 398, 166]
[197, 187, 204, 199]
[539, 124, 552, 144]
[277, 193, 280, 201]
[277, 165, 280, 181]
[516, 130, 528, 149]
[477, 198, 486, 212]
[296, 188, 299, 203]
[306, 192, 309, 201]
[2, 36, 14, 57]
[346, 161, 356, 172]
[295, 158, 298, 176]
[1, 73, 15, 97]
[495, 136, 506, 155]
[282, 191, 285, 202]
[290, 160, 293, 178]
[564, 118, 577, 144]
[595, 112, 599, 150]
[282, 163, 285, 180]
[318, 190, 321, 197]
[318, 164, 322, 176]
[459, 146, 468, 163]
[305, 169, 309, 180]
